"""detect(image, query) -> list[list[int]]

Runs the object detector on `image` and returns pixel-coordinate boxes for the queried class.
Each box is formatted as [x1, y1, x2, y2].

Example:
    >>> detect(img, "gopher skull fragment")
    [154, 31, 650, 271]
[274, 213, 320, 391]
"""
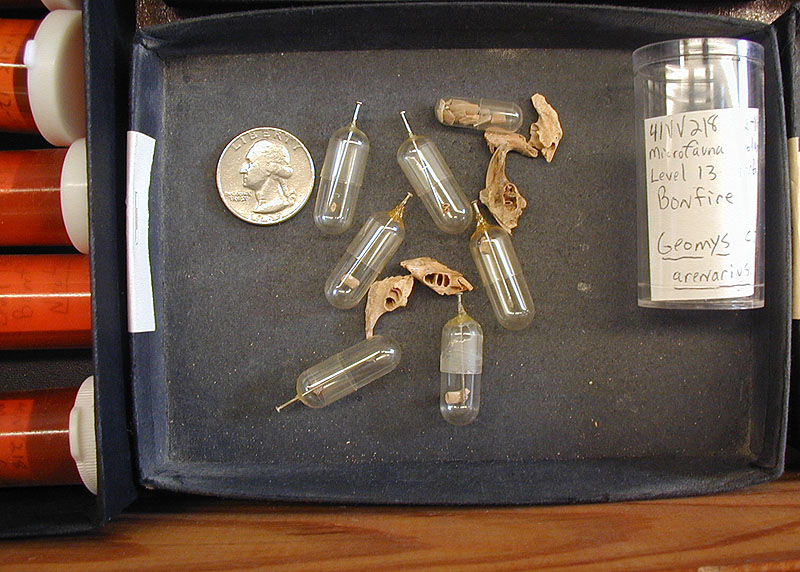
[529, 93, 563, 162]
[364, 275, 414, 338]
[479, 144, 528, 233]
[400, 257, 474, 296]
[484, 128, 539, 158]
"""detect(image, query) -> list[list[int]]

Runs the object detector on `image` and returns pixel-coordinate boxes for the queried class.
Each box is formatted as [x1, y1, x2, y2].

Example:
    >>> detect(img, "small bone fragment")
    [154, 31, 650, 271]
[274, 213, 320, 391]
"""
[529, 93, 563, 162]
[435, 99, 459, 125]
[444, 387, 471, 405]
[343, 275, 360, 290]
[436, 98, 492, 129]
[484, 128, 538, 158]
[479, 144, 528, 233]
[365, 275, 414, 338]
[450, 99, 481, 126]
[400, 256, 474, 296]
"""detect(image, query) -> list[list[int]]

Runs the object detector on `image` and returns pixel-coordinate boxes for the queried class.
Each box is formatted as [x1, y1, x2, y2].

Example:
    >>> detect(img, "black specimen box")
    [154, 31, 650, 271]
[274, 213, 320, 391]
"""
[0, 1, 795, 537]
[127, 3, 790, 504]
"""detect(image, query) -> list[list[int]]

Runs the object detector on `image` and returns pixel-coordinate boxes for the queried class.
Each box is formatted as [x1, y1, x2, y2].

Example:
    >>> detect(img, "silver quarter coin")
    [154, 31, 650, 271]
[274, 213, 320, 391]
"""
[216, 127, 315, 225]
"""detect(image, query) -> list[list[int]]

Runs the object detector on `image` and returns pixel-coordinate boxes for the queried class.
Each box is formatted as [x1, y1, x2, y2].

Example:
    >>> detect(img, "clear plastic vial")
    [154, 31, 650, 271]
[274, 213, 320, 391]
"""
[324, 193, 412, 309]
[276, 334, 402, 411]
[469, 201, 535, 330]
[396, 111, 471, 234]
[314, 102, 370, 235]
[633, 38, 765, 309]
[439, 294, 483, 426]
[435, 96, 523, 132]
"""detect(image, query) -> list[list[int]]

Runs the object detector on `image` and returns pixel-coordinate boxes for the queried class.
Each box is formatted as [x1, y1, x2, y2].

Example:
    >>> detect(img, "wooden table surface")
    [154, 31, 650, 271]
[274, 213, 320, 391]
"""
[2, 472, 799, 571]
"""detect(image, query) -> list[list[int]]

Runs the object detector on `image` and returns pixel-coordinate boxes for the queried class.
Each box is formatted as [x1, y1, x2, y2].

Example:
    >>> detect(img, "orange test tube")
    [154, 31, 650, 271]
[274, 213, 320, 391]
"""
[0, 139, 88, 251]
[0, 254, 91, 349]
[0, 377, 97, 492]
[0, 11, 85, 145]
[0, 386, 80, 487]
[0, 18, 38, 134]
[0, 147, 69, 246]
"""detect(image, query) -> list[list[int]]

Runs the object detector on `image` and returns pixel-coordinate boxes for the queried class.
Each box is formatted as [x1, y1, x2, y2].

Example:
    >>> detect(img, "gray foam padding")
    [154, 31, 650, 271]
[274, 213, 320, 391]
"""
[129, 3, 790, 503]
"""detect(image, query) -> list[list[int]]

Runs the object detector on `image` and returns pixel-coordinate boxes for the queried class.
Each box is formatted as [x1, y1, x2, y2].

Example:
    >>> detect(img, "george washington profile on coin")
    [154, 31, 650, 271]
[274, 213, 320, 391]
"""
[240, 139, 296, 214]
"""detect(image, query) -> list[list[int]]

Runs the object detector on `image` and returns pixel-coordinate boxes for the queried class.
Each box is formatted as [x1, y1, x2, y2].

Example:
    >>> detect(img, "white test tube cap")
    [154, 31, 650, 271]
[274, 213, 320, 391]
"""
[68, 376, 98, 495]
[42, 0, 82, 9]
[24, 10, 86, 147]
[60, 137, 89, 253]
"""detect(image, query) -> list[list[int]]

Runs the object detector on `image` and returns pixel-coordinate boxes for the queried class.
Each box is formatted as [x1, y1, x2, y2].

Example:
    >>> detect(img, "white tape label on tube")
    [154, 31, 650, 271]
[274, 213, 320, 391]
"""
[126, 131, 157, 333]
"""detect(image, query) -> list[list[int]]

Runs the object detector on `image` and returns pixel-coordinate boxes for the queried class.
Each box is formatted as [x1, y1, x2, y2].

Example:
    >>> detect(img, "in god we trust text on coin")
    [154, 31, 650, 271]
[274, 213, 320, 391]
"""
[216, 127, 315, 225]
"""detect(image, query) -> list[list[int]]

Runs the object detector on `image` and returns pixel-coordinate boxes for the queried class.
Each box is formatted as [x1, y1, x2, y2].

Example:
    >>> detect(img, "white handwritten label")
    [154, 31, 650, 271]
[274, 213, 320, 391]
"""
[644, 108, 759, 301]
